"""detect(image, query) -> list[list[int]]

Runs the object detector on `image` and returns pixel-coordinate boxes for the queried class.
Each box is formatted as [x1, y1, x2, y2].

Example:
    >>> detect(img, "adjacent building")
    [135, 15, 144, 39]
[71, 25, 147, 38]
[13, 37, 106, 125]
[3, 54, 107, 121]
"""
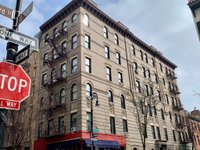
[4, 0, 191, 150]
[188, 0, 200, 41]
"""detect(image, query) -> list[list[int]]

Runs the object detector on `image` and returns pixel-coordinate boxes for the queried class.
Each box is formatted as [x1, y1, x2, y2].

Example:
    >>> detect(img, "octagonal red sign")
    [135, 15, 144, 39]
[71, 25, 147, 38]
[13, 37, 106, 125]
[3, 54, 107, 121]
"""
[0, 61, 31, 110]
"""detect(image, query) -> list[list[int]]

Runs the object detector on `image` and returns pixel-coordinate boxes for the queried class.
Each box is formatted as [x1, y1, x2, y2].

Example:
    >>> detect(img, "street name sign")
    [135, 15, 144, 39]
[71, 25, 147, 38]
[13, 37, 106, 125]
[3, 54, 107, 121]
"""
[15, 45, 30, 64]
[0, 61, 31, 110]
[0, 4, 14, 19]
[0, 24, 38, 51]
[18, 2, 33, 25]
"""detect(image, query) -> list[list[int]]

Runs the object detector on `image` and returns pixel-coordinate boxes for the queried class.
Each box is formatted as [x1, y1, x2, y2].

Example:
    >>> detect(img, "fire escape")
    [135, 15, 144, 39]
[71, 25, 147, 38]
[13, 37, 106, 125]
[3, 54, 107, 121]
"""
[39, 25, 68, 138]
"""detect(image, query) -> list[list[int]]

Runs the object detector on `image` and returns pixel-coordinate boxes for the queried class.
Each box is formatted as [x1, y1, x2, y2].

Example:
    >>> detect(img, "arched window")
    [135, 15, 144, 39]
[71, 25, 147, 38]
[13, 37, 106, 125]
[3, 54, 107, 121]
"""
[133, 62, 138, 73]
[131, 45, 135, 55]
[121, 95, 126, 109]
[72, 14, 77, 25]
[103, 26, 108, 38]
[133, 147, 137, 150]
[86, 83, 92, 97]
[53, 28, 59, 38]
[114, 33, 119, 45]
[71, 84, 78, 101]
[151, 58, 155, 67]
[108, 90, 113, 103]
[62, 21, 67, 32]
[51, 69, 57, 83]
[161, 109, 165, 120]
[60, 89, 65, 104]
[83, 13, 89, 26]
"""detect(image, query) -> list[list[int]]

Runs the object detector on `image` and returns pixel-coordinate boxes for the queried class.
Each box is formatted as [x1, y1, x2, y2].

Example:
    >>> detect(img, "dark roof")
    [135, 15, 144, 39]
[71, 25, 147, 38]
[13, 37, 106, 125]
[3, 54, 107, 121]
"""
[40, 0, 177, 69]
[188, 0, 200, 17]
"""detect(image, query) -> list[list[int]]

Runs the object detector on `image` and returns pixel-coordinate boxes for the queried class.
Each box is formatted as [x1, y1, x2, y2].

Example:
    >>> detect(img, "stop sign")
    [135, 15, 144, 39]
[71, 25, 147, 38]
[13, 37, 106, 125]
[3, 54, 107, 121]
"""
[0, 61, 31, 110]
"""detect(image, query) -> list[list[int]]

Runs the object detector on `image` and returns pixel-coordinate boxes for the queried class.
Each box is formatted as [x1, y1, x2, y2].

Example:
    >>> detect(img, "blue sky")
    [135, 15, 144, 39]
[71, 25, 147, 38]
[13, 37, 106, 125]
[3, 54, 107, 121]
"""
[0, 0, 199, 111]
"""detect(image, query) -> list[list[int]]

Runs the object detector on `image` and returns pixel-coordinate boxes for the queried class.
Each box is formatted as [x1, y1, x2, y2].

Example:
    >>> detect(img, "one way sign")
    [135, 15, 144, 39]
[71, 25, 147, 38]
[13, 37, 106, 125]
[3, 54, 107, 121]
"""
[0, 24, 38, 51]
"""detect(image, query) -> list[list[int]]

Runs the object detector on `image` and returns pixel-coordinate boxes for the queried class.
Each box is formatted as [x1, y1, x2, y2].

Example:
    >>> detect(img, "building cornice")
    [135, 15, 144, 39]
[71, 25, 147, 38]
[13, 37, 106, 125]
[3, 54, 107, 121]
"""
[40, 0, 177, 69]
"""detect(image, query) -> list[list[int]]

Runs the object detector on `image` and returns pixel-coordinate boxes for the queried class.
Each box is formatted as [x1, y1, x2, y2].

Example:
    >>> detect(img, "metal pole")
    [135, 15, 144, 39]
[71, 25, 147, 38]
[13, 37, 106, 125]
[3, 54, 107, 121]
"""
[0, 0, 22, 149]
[91, 97, 94, 150]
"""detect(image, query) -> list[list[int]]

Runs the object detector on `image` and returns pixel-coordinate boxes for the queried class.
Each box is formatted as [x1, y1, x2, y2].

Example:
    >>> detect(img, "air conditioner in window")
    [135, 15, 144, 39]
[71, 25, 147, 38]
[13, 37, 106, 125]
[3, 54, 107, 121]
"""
[124, 132, 129, 138]
[71, 127, 77, 132]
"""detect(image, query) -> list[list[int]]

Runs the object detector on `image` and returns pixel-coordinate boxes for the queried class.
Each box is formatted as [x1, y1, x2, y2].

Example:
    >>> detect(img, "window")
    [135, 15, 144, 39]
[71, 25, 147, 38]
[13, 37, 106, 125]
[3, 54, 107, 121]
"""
[53, 28, 59, 39]
[133, 62, 138, 74]
[71, 34, 77, 49]
[157, 90, 161, 101]
[165, 94, 169, 104]
[161, 109, 165, 120]
[61, 63, 67, 78]
[148, 104, 152, 116]
[151, 58, 155, 67]
[71, 57, 77, 74]
[87, 112, 91, 131]
[110, 117, 116, 134]
[114, 34, 119, 45]
[106, 67, 112, 81]
[108, 90, 113, 103]
[140, 101, 144, 114]
[59, 116, 65, 134]
[169, 111, 172, 121]
[42, 73, 47, 85]
[162, 78, 165, 86]
[71, 84, 78, 101]
[51, 69, 57, 83]
[147, 69, 151, 79]
[121, 95, 126, 109]
[151, 126, 156, 139]
[131, 45, 135, 55]
[52, 49, 58, 60]
[83, 14, 89, 26]
[116, 52, 121, 64]
[154, 74, 158, 83]
[135, 80, 141, 93]
[173, 130, 176, 141]
[153, 106, 157, 116]
[44, 34, 49, 45]
[48, 119, 53, 136]
[118, 72, 123, 84]
[144, 53, 148, 63]
[86, 83, 92, 97]
[72, 14, 77, 25]
[104, 46, 110, 59]
[43, 53, 48, 65]
[85, 34, 90, 49]
[85, 57, 91, 73]
[123, 119, 128, 132]
[140, 50, 143, 60]
[103, 26, 108, 38]
[38, 122, 43, 138]
[60, 89, 65, 104]
[142, 67, 146, 78]
[70, 113, 77, 128]
[61, 41, 67, 54]
[145, 84, 149, 96]
[40, 97, 44, 110]
[150, 86, 154, 96]
[160, 63, 163, 72]
[156, 126, 161, 140]
[164, 128, 168, 141]
[62, 21, 67, 32]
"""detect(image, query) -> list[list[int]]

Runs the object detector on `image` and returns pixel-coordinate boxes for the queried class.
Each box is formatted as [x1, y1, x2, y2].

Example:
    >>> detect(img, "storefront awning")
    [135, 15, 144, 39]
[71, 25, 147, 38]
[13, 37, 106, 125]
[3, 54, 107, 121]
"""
[85, 140, 120, 149]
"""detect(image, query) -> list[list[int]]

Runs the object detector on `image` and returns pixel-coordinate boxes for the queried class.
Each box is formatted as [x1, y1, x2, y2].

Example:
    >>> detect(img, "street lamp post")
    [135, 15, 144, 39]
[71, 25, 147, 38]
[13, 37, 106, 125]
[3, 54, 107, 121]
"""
[87, 92, 99, 150]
